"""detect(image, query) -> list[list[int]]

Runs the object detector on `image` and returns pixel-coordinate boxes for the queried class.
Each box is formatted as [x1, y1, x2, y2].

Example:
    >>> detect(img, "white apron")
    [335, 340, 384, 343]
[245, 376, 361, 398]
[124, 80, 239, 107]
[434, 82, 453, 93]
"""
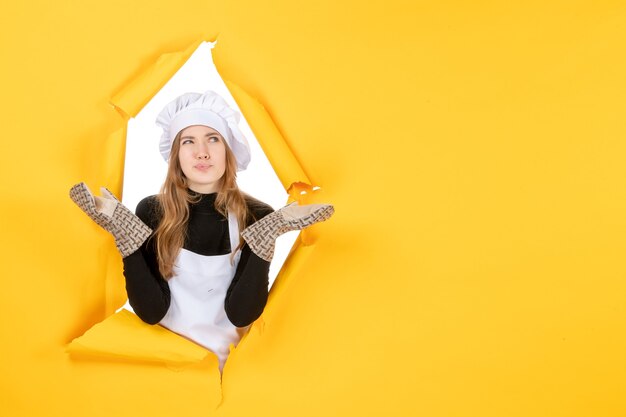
[159, 211, 245, 370]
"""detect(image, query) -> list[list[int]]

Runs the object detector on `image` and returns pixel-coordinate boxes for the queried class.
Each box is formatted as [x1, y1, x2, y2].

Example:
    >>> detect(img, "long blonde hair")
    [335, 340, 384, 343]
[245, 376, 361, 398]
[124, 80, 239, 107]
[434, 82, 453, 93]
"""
[154, 131, 248, 279]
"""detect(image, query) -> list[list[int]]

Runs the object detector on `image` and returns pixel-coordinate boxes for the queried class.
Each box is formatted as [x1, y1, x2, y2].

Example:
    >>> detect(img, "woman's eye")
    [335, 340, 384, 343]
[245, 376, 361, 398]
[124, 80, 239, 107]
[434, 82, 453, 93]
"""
[181, 139, 193, 145]
[209, 136, 219, 143]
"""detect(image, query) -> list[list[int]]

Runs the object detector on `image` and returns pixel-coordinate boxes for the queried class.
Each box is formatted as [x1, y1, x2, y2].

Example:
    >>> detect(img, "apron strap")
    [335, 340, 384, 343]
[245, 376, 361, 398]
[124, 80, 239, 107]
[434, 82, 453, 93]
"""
[227, 211, 240, 253]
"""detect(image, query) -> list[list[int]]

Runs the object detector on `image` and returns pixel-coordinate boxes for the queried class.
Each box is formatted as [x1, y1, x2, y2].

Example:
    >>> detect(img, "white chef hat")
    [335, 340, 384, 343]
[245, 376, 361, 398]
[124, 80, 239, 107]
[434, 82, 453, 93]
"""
[155, 91, 251, 171]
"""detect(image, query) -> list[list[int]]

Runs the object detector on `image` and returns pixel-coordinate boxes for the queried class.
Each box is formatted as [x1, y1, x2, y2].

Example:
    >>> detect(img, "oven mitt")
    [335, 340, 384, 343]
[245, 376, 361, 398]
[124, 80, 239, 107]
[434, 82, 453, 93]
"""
[241, 202, 334, 262]
[69, 182, 152, 258]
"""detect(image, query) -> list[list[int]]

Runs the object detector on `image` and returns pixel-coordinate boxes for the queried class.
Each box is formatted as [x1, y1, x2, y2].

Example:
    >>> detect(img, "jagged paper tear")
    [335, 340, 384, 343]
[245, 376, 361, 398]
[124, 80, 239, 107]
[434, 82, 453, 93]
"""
[68, 38, 327, 368]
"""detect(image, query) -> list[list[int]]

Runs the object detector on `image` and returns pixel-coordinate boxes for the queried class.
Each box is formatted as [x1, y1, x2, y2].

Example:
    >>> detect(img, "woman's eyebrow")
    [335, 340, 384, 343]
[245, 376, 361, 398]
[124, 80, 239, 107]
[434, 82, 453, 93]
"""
[180, 132, 219, 140]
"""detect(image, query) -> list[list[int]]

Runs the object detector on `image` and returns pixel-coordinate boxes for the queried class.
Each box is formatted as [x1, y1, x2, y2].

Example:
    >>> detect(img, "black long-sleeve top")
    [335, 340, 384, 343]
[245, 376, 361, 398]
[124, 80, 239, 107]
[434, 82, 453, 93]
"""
[122, 192, 274, 327]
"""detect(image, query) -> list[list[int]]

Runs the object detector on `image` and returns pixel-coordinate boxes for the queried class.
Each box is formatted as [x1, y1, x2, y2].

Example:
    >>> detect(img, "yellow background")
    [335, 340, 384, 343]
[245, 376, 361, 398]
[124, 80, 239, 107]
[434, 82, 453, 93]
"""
[2, 1, 626, 416]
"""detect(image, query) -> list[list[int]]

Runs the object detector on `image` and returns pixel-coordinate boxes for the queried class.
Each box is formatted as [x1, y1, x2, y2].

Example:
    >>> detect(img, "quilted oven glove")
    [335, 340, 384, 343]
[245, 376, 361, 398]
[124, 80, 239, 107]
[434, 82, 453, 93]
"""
[69, 182, 152, 258]
[241, 202, 335, 262]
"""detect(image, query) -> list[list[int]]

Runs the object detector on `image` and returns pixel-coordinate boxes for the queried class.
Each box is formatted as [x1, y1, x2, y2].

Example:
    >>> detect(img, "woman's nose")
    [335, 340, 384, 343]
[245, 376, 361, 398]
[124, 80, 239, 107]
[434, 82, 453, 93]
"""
[196, 144, 210, 159]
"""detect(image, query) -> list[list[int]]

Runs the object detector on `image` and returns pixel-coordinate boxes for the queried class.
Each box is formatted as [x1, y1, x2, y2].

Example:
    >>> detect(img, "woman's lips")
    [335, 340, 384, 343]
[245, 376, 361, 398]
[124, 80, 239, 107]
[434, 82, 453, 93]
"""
[194, 164, 212, 171]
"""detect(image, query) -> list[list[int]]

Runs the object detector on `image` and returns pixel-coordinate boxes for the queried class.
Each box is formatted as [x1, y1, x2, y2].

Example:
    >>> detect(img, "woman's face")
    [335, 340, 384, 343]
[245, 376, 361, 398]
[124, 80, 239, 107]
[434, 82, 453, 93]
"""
[177, 125, 227, 194]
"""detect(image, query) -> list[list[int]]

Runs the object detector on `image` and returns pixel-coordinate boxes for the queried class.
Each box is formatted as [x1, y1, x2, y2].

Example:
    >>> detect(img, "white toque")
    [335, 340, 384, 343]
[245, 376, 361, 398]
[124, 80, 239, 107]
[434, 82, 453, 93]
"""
[155, 91, 251, 171]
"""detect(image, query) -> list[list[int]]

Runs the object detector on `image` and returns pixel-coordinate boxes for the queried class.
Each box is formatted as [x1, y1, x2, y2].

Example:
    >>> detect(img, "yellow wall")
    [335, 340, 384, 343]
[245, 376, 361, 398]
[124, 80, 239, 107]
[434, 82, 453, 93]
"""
[2, 1, 626, 416]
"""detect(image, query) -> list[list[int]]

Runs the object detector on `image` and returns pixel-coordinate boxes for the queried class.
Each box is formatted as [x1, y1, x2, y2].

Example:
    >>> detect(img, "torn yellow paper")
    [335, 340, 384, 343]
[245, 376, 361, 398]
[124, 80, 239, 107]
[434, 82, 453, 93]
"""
[3, 2, 626, 417]
[69, 38, 317, 370]
[226, 80, 311, 190]
[100, 127, 127, 196]
[110, 39, 206, 119]
[67, 309, 211, 367]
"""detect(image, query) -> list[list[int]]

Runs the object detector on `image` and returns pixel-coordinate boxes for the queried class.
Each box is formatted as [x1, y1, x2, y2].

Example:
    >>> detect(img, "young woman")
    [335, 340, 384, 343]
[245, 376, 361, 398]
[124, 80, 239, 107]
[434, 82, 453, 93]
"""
[70, 91, 334, 371]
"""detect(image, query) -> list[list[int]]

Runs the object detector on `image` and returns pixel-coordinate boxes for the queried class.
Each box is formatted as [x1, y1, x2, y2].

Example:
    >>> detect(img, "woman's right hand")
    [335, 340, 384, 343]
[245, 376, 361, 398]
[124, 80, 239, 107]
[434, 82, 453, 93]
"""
[69, 182, 153, 258]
